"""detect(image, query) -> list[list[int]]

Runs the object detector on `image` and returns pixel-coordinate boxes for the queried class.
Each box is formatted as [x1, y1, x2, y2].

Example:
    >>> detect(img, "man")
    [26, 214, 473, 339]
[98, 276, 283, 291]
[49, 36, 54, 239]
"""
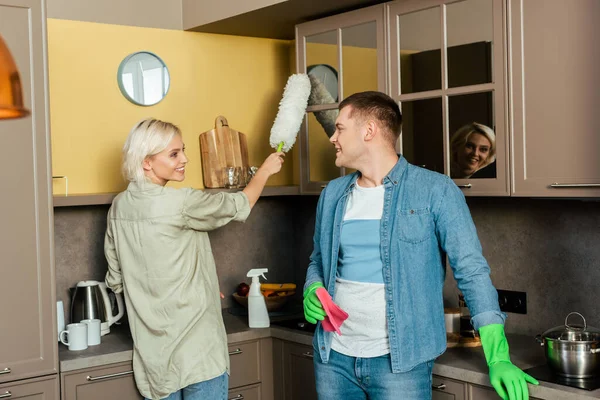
[303, 91, 537, 400]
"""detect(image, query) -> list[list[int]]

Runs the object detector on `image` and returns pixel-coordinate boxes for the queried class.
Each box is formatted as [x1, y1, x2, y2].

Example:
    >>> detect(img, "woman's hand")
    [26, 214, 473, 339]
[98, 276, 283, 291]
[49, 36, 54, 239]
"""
[257, 152, 285, 177]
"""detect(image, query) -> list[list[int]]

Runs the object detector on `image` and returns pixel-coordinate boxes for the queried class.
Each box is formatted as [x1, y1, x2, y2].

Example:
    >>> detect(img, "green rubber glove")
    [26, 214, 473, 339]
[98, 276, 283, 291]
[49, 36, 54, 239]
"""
[303, 282, 326, 324]
[479, 324, 539, 400]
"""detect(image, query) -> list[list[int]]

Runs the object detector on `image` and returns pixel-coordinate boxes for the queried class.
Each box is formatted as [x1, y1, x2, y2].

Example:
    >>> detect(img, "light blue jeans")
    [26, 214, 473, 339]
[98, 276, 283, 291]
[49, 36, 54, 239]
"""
[145, 373, 228, 400]
[314, 349, 433, 399]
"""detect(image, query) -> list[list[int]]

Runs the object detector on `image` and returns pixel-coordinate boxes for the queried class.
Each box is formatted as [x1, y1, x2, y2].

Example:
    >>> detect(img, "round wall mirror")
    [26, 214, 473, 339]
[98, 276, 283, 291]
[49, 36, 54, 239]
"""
[117, 51, 170, 106]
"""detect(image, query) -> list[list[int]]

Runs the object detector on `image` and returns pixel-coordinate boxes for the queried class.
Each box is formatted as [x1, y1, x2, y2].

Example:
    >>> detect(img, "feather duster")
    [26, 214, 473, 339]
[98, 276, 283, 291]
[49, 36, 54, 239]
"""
[270, 74, 311, 152]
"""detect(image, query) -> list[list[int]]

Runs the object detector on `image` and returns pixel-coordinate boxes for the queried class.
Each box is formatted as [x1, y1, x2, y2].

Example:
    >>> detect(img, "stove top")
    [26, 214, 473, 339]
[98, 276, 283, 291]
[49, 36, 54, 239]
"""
[523, 365, 600, 391]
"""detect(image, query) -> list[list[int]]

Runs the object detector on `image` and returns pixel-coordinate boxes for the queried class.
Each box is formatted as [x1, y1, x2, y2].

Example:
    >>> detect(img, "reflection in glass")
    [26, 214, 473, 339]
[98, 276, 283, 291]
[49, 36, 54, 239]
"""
[117, 52, 169, 106]
[342, 21, 378, 99]
[307, 31, 338, 103]
[307, 112, 340, 182]
[399, 7, 441, 94]
[400, 97, 443, 173]
[449, 92, 496, 179]
[447, 0, 493, 88]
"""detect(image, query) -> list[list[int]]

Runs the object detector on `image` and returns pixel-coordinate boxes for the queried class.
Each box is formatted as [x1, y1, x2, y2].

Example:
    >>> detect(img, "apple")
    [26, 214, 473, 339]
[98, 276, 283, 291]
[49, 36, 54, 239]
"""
[236, 282, 250, 297]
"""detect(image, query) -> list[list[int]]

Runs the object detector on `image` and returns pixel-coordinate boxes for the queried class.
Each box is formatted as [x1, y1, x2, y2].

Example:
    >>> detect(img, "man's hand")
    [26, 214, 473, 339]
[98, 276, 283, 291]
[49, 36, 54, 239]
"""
[303, 282, 326, 324]
[479, 324, 539, 400]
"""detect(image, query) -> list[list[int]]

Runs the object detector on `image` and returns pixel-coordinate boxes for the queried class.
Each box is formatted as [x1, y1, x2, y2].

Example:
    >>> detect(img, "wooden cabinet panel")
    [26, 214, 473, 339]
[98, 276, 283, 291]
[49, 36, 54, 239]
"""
[469, 384, 542, 400]
[0, 0, 57, 383]
[228, 340, 261, 389]
[283, 342, 317, 400]
[61, 362, 141, 400]
[227, 383, 261, 400]
[432, 375, 467, 400]
[0, 376, 58, 400]
[510, 0, 600, 197]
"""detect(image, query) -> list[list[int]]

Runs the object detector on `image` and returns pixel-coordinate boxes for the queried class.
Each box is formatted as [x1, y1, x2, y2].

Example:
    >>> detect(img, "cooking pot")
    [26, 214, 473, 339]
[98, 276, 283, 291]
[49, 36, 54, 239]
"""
[536, 312, 600, 378]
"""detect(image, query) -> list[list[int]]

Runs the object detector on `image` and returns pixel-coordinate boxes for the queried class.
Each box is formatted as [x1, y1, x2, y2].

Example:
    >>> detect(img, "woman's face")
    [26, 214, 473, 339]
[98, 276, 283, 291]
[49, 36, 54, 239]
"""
[457, 132, 491, 176]
[144, 134, 188, 186]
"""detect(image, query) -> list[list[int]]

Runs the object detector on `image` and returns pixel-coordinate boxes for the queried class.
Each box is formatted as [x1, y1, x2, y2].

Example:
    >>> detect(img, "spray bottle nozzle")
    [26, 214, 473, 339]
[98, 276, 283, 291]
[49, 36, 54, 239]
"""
[247, 268, 268, 281]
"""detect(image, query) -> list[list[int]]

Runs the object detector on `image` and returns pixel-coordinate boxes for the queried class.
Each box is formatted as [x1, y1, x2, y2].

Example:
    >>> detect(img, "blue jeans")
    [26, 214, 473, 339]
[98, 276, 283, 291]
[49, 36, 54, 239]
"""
[314, 349, 433, 399]
[145, 373, 229, 400]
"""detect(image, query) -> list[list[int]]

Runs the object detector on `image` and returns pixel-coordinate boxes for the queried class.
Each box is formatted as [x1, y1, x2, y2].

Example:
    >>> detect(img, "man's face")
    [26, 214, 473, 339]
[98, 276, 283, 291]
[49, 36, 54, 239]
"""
[329, 106, 364, 169]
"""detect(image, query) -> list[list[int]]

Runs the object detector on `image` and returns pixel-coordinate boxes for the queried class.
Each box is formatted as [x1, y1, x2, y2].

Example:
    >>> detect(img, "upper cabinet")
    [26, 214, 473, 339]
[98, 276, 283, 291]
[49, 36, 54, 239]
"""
[296, 5, 387, 193]
[509, 0, 600, 197]
[389, 0, 509, 196]
[0, 0, 58, 383]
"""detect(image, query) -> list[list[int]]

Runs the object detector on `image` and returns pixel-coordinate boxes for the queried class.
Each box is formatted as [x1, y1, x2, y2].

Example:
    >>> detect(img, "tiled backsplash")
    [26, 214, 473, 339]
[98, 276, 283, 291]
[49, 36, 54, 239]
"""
[54, 195, 600, 336]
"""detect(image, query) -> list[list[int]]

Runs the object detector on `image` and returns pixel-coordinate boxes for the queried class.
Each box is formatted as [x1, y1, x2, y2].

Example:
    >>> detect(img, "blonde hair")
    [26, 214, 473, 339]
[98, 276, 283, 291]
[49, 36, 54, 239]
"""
[451, 122, 496, 169]
[122, 118, 182, 183]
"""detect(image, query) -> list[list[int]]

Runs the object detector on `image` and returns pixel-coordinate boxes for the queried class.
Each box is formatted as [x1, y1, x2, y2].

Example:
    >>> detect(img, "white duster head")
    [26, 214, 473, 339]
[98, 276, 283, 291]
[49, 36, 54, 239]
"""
[270, 74, 311, 152]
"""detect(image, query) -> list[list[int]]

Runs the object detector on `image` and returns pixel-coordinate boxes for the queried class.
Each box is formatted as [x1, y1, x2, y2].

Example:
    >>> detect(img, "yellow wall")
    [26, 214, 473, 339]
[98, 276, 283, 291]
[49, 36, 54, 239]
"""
[305, 42, 378, 182]
[48, 19, 294, 195]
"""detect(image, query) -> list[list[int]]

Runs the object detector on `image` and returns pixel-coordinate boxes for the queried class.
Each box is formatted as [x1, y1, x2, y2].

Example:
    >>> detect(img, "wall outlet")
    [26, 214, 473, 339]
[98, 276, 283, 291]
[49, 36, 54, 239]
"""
[497, 289, 527, 314]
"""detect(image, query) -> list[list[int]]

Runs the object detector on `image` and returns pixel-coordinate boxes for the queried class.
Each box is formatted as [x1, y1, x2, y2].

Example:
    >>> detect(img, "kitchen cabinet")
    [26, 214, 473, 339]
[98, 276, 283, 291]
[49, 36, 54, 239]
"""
[388, 0, 509, 196]
[469, 384, 541, 400]
[273, 339, 317, 400]
[61, 362, 141, 400]
[432, 375, 467, 400]
[509, 0, 600, 197]
[296, 5, 387, 194]
[228, 338, 274, 400]
[0, 0, 57, 385]
[0, 375, 58, 400]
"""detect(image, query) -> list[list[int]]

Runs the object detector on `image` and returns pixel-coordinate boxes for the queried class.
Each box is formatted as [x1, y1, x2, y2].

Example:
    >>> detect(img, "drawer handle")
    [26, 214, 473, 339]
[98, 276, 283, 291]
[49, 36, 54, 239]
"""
[302, 351, 314, 359]
[0, 368, 10, 375]
[432, 383, 446, 390]
[0, 392, 11, 399]
[456, 184, 472, 189]
[550, 183, 600, 188]
[86, 371, 133, 381]
[228, 395, 244, 400]
[228, 348, 243, 356]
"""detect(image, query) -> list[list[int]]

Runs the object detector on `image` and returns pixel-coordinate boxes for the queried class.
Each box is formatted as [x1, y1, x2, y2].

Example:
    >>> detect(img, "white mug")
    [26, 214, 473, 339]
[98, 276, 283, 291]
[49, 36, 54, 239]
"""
[81, 319, 101, 346]
[56, 301, 65, 342]
[60, 323, 88, 351]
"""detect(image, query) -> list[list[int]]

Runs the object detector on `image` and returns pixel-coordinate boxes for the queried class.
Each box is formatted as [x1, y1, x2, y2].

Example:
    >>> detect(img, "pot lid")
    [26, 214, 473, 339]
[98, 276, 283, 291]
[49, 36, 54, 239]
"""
[543, 312, 600, 342]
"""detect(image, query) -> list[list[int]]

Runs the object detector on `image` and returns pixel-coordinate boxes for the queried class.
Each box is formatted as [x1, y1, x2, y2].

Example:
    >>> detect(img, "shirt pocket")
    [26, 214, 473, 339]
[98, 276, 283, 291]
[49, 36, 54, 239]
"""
[396, 208, 434, 244]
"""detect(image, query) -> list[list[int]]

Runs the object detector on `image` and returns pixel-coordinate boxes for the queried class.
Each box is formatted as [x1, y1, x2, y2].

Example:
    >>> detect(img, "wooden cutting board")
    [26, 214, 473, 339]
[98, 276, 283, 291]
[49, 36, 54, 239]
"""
[199, 116, 249, 188]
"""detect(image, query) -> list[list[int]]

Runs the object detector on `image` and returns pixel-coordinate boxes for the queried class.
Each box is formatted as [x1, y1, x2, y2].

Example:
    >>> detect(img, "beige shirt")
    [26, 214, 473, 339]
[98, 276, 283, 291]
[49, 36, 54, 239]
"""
[104, 182, 250, 400]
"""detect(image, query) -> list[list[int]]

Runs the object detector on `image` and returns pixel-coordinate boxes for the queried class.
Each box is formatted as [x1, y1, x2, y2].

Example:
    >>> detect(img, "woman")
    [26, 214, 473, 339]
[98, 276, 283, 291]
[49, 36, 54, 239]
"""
[450, 122, 496, 179]
[104, 118, 284, 400]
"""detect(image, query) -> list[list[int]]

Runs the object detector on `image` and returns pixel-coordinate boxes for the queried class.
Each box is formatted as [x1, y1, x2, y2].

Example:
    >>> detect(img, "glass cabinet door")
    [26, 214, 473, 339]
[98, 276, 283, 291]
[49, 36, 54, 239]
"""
[296, 4, 386, 193]
[389, 0, 508, 196]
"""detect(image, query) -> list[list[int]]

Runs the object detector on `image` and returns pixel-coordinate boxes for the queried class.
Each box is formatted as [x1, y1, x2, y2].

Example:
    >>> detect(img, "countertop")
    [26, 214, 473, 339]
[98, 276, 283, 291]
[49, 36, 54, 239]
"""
[59, 312, 600, 399]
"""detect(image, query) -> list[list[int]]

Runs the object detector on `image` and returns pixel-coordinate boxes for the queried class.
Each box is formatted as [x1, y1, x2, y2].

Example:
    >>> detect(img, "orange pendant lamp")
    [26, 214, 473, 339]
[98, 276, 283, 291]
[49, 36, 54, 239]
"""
[0, 34, 29, 119]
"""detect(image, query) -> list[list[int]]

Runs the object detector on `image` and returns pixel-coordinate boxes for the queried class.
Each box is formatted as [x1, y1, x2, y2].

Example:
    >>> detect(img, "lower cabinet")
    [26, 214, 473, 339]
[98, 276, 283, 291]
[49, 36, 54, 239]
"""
[273, 339, 317, 400]
[0, 375, 58, 400]
[60, 362, 141, 400]
[432, 375, 467, 400]
[228, 338, 273, 400]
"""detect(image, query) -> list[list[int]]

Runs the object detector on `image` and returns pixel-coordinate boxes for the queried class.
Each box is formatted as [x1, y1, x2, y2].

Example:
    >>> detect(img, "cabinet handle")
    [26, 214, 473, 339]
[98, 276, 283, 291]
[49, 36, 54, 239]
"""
[320, 185, 327, 189]
[456, 184, 472, 189]
[86, 370, 133, 381]
[228, 395, 244, 400]
[302, 351, 314, 359]
[0, 368, 10, 375]
[228, 348, 243, 356]
[0, 392, 11, 399]
[550, 183, 600, 188]
[432, 383, 446, 390]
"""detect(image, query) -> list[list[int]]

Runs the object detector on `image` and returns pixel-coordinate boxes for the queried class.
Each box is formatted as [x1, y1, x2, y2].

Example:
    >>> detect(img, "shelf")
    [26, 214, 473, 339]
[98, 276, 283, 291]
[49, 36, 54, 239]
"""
[53, 186, 301, 207]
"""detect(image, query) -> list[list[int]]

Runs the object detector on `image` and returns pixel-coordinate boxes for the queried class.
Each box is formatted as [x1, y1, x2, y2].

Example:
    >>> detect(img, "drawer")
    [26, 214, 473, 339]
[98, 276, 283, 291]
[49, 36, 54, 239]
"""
[228, 341, 260, 389]
[61, 361, 142, 400]
[227, 383, 261, 400]
[0, 375, 58, 400]
[432, 375, 466, 400]
[469, 384, 542, 400]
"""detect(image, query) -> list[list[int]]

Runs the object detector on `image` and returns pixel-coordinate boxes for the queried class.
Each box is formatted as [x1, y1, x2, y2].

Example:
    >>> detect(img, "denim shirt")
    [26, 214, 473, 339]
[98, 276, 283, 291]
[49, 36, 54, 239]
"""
[304, 156, 505, 373]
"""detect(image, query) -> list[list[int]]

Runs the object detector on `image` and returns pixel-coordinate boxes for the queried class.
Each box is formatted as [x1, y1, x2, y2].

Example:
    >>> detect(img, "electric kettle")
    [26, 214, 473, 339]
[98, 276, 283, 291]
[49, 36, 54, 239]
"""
[70, 280, 124, 335]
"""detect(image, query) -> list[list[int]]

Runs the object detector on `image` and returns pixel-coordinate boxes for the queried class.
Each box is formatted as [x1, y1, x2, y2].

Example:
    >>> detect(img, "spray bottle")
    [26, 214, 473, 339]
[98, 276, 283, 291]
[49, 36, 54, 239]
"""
[246, 268, 270, 328]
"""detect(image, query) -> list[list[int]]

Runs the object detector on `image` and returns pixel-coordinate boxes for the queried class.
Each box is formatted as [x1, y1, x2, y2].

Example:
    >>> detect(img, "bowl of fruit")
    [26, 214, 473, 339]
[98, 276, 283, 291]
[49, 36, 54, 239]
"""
[232, 282, 296, 312]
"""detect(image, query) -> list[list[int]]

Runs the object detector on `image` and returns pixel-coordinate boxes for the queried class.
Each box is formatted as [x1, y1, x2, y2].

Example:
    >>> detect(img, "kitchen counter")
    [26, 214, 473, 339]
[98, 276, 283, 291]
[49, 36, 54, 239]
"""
[59, 312, 600, 399]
